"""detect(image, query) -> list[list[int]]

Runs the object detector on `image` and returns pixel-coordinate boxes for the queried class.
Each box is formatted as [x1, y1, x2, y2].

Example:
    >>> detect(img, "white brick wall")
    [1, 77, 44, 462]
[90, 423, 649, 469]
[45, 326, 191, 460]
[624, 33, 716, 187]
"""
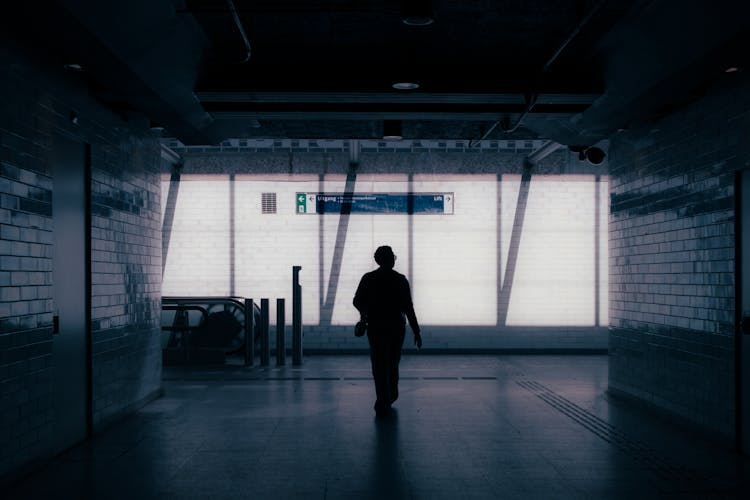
[162, 167, 609, 350]
[162, 174, 230, 296]
[412, 175, 496, 326]
[502, 175, 609, 326]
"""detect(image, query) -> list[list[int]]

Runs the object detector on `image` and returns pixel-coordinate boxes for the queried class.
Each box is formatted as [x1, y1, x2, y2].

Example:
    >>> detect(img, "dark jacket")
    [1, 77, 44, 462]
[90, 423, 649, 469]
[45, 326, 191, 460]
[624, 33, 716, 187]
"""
[353, 268, 420, 334]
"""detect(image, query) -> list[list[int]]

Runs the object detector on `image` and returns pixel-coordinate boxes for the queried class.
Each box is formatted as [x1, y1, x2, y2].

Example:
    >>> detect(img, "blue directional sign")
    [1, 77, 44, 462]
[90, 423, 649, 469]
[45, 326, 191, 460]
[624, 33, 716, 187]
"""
[296, 192, 454, 214]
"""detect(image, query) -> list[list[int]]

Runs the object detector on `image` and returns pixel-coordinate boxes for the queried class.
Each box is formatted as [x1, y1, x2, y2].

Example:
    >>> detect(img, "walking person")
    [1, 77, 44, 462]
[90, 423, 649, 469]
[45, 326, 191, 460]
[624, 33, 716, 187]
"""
[354, 245, 422, 416]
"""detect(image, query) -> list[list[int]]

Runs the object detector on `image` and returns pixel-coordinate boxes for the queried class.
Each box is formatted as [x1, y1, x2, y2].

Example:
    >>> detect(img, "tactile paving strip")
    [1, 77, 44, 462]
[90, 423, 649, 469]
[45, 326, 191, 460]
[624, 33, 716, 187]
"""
[516, 379, 721, 492]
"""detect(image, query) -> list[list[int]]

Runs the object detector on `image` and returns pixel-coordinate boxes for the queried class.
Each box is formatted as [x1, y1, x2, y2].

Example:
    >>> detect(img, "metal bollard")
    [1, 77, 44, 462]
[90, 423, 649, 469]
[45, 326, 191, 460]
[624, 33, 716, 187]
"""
[276, 298, 285, 365]
[292, 266, 303, 365]
[260, 298, 270, 366]
[244, 298, 254, 366]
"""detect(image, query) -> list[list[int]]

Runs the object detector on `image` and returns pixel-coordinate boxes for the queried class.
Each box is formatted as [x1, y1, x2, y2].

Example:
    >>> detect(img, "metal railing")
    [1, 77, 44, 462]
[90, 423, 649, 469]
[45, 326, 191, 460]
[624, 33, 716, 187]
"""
[161, 296, 260, 366]
[161, 266, 303, 367]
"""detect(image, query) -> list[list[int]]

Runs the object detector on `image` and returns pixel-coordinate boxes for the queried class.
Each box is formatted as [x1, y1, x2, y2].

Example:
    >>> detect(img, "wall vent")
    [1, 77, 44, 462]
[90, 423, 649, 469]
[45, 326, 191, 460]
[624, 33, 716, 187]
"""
[262, 193, 277, 214]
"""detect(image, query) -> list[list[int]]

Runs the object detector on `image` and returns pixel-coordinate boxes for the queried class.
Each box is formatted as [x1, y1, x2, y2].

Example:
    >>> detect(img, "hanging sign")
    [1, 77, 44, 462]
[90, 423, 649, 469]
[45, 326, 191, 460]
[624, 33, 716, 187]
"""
[296, 192, 453, 214]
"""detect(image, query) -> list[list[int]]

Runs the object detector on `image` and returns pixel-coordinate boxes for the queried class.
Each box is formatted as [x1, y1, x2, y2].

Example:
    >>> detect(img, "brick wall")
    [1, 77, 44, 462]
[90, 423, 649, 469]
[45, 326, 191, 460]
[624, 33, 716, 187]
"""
[90, 138, 162, 429]
[608, 71, 750, 437]
[0, 163, 54, 481]
[0, 40, 162, 481]
[162, 143, 609, 351]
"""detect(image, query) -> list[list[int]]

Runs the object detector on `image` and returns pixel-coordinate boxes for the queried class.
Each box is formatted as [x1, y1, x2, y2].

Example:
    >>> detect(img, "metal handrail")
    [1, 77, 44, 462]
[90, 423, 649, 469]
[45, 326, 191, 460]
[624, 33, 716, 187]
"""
[161, 304, 208, 328]
[161, 304, 208, 349]
[161, 296, 260, 365]
[163, 296, 248, 308]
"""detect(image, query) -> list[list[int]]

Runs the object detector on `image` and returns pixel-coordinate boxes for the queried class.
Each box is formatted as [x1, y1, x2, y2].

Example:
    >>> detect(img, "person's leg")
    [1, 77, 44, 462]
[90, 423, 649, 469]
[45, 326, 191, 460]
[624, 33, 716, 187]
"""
[388, 329, 406, 403]
[367, 332, 390, 413]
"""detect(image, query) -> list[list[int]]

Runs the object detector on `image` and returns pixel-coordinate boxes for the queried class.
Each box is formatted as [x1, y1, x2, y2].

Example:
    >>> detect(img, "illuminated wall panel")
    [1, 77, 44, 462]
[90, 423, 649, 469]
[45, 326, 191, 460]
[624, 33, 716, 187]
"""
[321, 176, 410, 325]
[234, 175, 321, 324]
[502, 175, 602, 326]
[161, 175, 230, 296]
[161, 169, 609, 348]
[412, 175, 497, 325]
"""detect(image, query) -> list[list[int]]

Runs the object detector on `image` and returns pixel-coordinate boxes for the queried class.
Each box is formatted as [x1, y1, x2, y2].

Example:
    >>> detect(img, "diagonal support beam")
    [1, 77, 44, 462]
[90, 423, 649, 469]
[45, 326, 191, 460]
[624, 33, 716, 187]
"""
[497, 167, 532, 326]
[161, 166, 181, 277]
[320, 168, 357, 325]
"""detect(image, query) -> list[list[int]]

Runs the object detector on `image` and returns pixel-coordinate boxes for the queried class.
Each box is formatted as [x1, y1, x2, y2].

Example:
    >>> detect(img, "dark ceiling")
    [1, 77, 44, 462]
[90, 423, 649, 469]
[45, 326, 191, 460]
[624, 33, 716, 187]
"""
[3, 0, 750, 147]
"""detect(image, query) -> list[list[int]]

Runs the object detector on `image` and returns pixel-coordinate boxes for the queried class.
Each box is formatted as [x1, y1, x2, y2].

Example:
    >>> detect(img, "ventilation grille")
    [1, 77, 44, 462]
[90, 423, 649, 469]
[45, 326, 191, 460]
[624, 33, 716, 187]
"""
[261, 193, 277, 214]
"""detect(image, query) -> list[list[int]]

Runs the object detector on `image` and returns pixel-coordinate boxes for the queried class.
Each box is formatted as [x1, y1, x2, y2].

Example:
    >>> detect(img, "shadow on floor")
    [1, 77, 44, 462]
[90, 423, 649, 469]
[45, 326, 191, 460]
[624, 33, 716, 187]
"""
[6, 355, 750, 499]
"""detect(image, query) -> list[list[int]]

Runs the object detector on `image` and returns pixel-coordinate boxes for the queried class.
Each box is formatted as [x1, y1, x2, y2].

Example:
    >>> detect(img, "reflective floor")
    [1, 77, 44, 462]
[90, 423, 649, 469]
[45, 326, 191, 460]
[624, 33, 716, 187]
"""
[7, 355, 750, 499]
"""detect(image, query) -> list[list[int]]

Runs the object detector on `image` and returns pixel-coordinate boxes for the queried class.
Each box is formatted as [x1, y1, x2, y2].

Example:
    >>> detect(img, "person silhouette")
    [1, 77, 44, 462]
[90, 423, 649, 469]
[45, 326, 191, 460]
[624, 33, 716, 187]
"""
[354, 245, 422, 416]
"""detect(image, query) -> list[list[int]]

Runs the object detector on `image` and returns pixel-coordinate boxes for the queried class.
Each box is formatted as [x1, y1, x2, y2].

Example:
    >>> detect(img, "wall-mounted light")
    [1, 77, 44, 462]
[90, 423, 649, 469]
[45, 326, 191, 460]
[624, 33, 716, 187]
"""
[401, 0, 434, 26]
[383, 120, 403, 140]
[392, 82, 420, 90]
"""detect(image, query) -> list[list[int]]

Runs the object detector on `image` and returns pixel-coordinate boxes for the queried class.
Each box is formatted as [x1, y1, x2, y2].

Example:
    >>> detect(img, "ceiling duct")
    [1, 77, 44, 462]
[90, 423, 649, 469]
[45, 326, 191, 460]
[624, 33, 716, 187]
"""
[474, 0, 608, 144]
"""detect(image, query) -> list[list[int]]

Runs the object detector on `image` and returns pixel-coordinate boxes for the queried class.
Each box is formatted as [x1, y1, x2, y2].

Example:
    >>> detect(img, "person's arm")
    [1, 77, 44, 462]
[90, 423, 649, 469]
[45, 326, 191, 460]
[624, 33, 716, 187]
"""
[401, 277, 422, 348]
[353, 275, 368, 321]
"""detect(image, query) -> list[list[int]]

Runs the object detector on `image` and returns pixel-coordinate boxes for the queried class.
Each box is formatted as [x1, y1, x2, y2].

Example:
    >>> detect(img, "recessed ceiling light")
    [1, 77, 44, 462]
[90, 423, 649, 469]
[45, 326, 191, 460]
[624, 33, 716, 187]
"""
[725, 66, 740, 73]
[383, 120, 403, 140]
[402, 16, 433, 26]
[401, 0, 434, 26]
[392, 82, 420, 90]
[64, 63, 83, 71]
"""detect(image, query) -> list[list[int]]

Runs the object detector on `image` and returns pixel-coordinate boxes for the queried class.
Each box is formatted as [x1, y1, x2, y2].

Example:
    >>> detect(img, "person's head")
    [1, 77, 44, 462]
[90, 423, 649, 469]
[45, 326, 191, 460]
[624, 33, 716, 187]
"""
[374, 245, 396, 269]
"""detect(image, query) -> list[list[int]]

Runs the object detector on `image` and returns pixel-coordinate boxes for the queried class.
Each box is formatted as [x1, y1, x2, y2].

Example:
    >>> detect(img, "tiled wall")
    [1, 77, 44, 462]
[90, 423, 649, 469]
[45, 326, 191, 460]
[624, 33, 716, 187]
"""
[90, 138, 162, 428]
[0, 163, 54, 480]
[608, 71, 750, 437]
[0, 42, 162, 481]
[162, 148, 609, 351]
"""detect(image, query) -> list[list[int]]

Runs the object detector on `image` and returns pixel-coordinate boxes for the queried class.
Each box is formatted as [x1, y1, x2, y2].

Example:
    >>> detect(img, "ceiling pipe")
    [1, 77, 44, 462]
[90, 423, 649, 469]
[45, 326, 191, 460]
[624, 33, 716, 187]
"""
[471, 121, 501, 146]
[160, 143, 183, 166]
[470, 0, 607, 146]
[225, 0, 252, 62]
[525, 140, 564, 167]
[505, 0, 607, 133]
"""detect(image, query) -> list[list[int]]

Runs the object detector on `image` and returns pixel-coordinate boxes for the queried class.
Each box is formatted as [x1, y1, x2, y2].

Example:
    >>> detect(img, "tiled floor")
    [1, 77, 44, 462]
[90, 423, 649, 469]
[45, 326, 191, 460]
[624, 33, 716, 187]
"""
[7, 354, 750, 499]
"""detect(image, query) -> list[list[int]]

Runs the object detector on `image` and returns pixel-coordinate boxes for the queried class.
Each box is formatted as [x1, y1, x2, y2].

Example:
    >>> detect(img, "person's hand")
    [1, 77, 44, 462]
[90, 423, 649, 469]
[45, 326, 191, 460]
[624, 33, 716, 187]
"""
[414, 331, 422, 350]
